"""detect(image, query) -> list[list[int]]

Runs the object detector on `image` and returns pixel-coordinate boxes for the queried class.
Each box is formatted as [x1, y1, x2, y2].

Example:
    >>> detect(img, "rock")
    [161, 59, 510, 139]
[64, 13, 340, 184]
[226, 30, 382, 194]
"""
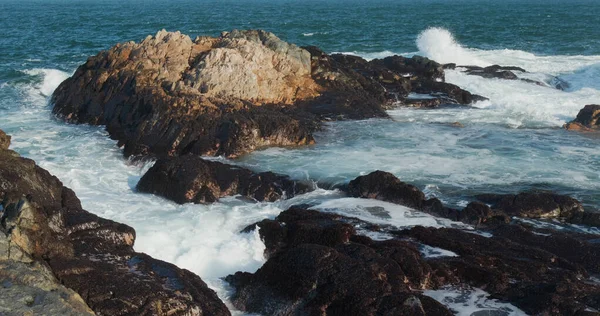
[0, 260, 94, 315]
[232, 206, 600, 315]
[399, 225, 600, 315]
[52, 30, 482, 159]
[0, 130, 231, 316]
[137, 154, 313, 204]
[476, 191, 584, 219]
[460, 65, 524, 80]
[347, 170, 425, 209]
[565, 104, 600, 131]
[227, 207, 452, 315]
[412, 80, 487, 104]
[0, 130, 10, 150]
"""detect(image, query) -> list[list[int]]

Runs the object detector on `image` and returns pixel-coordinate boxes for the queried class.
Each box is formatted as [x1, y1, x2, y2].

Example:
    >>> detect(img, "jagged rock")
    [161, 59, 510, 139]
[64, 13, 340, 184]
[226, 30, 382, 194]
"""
[564, 104, 600, 131]
[227, 207, 452, 315]
[231, 206, 600, 315]
[399, 225, 600, 315]
[0, 130, 230, 316]
[137, 154, 313, 204]
[52, 30, 482, 160]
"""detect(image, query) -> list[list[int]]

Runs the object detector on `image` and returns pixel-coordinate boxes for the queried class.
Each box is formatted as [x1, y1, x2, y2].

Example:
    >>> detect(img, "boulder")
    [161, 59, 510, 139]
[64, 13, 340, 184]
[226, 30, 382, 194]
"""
[347, 170, 425, 209]
[0, 130, 230, 316]
[564, 104, 600, 131]
[460, 65, 524, 80]
[52, 30, 483, 160]
[137, 154, 313, 204]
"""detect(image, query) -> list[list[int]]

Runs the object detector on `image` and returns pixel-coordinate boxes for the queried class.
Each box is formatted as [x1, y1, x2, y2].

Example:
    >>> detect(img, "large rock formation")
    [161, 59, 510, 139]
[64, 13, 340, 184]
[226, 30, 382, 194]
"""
[565, 104, 600, 131]
[228, 207, 600, 315]
[137, 154, 313, 204]
[52, 29, 483, 160]
[0, 130, 230, 315]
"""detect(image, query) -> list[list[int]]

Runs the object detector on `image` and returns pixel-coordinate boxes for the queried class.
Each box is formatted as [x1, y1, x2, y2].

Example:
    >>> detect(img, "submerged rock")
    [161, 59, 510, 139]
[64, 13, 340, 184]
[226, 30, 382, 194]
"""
[564, 104, 600, 131]
[0, 130, 230, 316]
[137, 154, 313, 204]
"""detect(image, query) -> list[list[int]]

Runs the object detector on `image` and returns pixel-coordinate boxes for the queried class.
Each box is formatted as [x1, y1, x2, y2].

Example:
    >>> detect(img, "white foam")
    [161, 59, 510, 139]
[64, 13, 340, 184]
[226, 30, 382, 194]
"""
[22, 68, 70, 97]
[310, 198, 470, 230]
[424, 286, 528, 316]
[419, 244, 458, 258]
[416, 27, 488, 66]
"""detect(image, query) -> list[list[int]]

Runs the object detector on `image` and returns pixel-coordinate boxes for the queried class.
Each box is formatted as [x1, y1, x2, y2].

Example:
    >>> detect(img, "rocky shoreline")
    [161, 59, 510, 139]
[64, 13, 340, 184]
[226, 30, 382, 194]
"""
[2, 29, 597, 315]
[0, 130, 230, 315]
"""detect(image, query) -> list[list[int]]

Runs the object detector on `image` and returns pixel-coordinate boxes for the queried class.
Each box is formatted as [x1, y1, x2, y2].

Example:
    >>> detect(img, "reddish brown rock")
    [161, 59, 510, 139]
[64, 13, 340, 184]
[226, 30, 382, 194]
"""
[0, 129, 10, 150]
[565, 104, 600, 131]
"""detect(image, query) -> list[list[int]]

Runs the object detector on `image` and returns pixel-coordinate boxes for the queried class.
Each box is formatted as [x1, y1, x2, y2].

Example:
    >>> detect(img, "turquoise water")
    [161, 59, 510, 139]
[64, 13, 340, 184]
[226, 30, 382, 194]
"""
[2, 1, 600, 314]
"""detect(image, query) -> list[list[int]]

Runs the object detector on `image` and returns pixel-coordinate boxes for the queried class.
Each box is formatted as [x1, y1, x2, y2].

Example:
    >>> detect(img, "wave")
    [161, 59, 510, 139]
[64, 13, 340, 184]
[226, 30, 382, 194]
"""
[416, 27, 488, 66]
[22, 68, 70, 97]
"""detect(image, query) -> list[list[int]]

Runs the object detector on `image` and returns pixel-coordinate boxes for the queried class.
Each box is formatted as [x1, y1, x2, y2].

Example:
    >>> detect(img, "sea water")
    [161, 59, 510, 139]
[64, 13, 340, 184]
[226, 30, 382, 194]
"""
[2, 0, 600, 314]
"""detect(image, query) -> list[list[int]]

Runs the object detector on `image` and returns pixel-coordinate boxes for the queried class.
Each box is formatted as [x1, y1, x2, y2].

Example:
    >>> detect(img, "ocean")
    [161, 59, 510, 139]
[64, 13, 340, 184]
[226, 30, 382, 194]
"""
[1, 0, 600, 314]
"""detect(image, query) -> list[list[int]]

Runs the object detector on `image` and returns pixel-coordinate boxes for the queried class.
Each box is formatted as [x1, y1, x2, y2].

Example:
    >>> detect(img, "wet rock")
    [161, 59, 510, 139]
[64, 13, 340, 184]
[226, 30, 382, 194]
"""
[0, 130, 230, 316]
[460, 65, 524, 80]
[412, 80, 487, 104]
[399, 225, 600, 315]
[137, 154, 313, 204]
[347, 170, 426, 209]
[228, 207, 452, 315]
[53, 31, 482, 159]
[233, 206, 600, 315]
[565, 104, 600, 131]
[476, 191, 584, 219]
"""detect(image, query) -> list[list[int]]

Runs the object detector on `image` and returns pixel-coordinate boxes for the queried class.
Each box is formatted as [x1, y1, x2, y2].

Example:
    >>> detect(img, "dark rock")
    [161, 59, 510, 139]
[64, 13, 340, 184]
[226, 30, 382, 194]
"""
[0, 131, 231, 316]
[565, 104, 600, 131]
[460, 65, 526, 80]
[476, 192, 584, 219]
[347, 170, 425, 209]
[371, 55, 445, 82]
[227, 207, 452, 315]
[399, 225, 600, 315]
[234, 206, 600, 315]
[412, 80, 487, 104]
[137, 154, 313, 204]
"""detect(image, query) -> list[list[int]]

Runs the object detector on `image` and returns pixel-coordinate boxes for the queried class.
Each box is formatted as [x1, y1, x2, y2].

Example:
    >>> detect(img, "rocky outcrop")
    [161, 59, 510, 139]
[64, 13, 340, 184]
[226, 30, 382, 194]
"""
[0, 130, 230, 316]
[137, 154, 313, 204]
[227, 207, 453, 315]
[52, 29, 483, 160]
[228, 207, 600, 315]
[564, 104, 600, 131]
[347, 170, 598, 228]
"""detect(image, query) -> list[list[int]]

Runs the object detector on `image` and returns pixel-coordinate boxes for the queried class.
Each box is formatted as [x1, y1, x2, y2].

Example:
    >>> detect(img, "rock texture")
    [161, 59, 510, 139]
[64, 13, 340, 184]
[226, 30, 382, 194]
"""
[0, 130, 230, 316]
[565, 104, 600, 131]
[227, 207, 453, 315]
[348, 170, 598, 228]
[52, 29, 483, 160]
[137, 154, 313, 204]
[228, 207, 600, 315]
